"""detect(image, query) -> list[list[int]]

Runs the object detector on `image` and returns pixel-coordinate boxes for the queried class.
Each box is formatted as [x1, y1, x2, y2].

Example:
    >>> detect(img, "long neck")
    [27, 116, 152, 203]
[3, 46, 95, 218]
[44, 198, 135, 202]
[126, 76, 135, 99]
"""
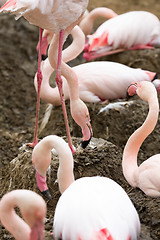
[0, 193, 30, 240]
[35, 25, 85, 105]
[48, 32, 80, 101]
[122, 95, 159, 186]
[35, 58, 61, 106]
[43, 136, 75, 194]
[79, 7, 117, 35]
[62, 25, 85, 62]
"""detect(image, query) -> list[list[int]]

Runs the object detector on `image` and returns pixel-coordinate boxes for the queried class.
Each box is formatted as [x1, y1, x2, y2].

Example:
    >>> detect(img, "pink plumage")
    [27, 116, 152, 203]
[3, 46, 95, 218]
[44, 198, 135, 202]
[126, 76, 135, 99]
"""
[32, 134, 140, 239]
[123, 81, 160, 197]
[0, 190, 46, 240]
[54, 176, 140, 240]
[84, 11, 160, 60]
[0, 0, 89, 150]
[34, 60, 160, 104]
[0, 0, 88, 33]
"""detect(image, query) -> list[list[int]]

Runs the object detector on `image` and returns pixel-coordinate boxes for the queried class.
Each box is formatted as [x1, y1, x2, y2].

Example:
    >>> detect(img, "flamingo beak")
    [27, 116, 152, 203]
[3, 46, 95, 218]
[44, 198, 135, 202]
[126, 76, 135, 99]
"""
[41, 189, 52, 200]
[151, 72, 158, 81]
[35, 169, 52, 200]
[30, 219, 44, 240]
[81, 123, 93, 149]
[126, 83, 138, 99]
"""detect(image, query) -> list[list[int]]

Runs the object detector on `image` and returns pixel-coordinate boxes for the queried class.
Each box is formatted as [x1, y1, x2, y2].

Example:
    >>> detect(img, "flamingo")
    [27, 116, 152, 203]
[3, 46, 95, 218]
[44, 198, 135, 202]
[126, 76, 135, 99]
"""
[123, 81, 160, 197]
[36, 25, 93, 149]
[37, 7, 118, 56]
[32, 135, 140, 239]
[84, 11, 160, 60]
[0, 0, 89, 151]
[48, 28, 92, 150]
[0, 189, 46, 240]
[35, 60, 160, 104]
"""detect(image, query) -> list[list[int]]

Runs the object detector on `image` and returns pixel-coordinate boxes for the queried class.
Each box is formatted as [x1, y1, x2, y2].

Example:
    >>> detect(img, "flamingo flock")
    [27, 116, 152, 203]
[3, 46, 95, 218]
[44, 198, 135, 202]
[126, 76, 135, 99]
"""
[0, 1, 160, 239]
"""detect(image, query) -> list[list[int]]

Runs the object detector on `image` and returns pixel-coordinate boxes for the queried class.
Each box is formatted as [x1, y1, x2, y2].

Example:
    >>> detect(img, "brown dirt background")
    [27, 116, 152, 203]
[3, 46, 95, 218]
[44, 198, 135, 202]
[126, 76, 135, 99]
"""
[0, 0, 160, 239]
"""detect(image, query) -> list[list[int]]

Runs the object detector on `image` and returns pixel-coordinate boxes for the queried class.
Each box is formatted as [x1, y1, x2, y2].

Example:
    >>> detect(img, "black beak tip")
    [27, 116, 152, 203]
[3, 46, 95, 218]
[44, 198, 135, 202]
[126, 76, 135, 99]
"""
[126, 92, 132, 100]
[152, 73, 158, 81]
[42, 54, 47, 61]
[81, 139, 91, 149]
[41, 189, 52, 200]
[81, 124, 93, 149]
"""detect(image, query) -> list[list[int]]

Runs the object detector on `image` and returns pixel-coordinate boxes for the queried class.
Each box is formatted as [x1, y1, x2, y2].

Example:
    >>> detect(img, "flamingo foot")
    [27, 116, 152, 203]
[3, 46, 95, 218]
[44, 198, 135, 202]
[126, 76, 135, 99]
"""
[26, 138, 38, 148]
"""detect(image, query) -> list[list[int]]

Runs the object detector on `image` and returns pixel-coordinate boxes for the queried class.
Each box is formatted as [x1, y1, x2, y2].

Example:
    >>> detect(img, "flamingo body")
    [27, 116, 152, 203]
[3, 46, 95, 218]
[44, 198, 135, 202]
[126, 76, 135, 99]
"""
[84, 11, 160, 60]
[32, 135, 140, 239]
[34, 60, 160, 104]
[0, 190, 46, 240]
[0, 0, 88, 32]
[136, 154, 160, 196]
[123, 81, 160, 197]
[54, 176, 140, 240]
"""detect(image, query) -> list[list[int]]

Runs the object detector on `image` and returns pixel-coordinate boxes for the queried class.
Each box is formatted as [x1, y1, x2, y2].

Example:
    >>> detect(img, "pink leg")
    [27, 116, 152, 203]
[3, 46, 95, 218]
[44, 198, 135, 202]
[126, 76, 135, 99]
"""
[129, 44, 154, 50]
[27, 28, 43, 148]
[84, 44, 154, 61]
[55, 30, 75, 154]
[83, 48, 126, 60]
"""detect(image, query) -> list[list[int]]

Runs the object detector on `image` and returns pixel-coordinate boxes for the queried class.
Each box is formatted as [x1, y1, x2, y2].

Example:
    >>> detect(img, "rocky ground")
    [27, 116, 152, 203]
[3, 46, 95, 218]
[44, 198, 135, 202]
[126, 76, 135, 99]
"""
[0, 0, 160, 239]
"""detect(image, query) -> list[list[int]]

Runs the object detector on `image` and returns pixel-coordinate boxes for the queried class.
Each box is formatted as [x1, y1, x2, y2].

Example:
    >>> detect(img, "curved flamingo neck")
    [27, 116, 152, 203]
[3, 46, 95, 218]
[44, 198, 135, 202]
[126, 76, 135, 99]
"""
[35, 25, 85, 105]
[39, 136, 75, 194]
[36, 59, 61, 105]
[48, 32, 80, 101]
[122, 94, 159, 186]
[79, 7, 117, 36]
[0, 192, 31, 240]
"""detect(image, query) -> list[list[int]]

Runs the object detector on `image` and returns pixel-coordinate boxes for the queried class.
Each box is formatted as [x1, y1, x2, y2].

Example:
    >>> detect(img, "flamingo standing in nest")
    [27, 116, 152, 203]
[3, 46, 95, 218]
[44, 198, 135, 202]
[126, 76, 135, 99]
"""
[123, 81, 160, 197]
[0, 0, 89, 151]
[32, 134, 140, 239]
[0, 189, 46, 240]
[35, 25, 92, 149]
[84, 11, 160, 60]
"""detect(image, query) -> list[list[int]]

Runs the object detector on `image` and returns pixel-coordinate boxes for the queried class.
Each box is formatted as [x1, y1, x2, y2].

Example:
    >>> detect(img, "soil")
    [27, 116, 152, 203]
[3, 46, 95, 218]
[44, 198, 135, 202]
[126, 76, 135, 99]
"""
[0, 0, 160, 239]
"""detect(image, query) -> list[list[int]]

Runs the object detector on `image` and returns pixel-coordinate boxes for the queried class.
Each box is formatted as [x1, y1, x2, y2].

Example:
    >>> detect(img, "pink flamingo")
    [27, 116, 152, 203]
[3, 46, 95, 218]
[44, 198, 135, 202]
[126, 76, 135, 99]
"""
[123, 81, 160, 197]
[35, 60, 160, 104]
[0, 0, 88, 151]
[48, 28, 92, 149]
[84, 11, 160, 60]
[32, 135, 140, 239]
[37, 7, 117, 55]
[36, 26, 93, 149]
[0, 189, 46, 240]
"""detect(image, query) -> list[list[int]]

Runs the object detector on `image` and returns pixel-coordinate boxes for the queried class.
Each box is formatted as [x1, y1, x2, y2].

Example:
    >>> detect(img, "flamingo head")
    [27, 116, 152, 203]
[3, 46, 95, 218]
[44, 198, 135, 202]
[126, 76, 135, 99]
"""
[81, 121, 93, 149]
[127, 81, 157, 102]
[70, 99, 93, 149]
[127, 82, 139, 98]
[36, 30, 54, 58]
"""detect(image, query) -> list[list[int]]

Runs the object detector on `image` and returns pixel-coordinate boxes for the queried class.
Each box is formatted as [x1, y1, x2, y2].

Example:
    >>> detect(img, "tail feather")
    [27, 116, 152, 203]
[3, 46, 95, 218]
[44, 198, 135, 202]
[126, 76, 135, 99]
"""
[39, 104, 53, 134]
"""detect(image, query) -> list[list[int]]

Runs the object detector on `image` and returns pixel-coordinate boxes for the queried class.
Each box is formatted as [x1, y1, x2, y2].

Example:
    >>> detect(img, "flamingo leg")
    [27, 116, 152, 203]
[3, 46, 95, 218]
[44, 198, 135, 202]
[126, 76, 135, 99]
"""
[55, 30, 75, 154]
[27, 28, 43, 148]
